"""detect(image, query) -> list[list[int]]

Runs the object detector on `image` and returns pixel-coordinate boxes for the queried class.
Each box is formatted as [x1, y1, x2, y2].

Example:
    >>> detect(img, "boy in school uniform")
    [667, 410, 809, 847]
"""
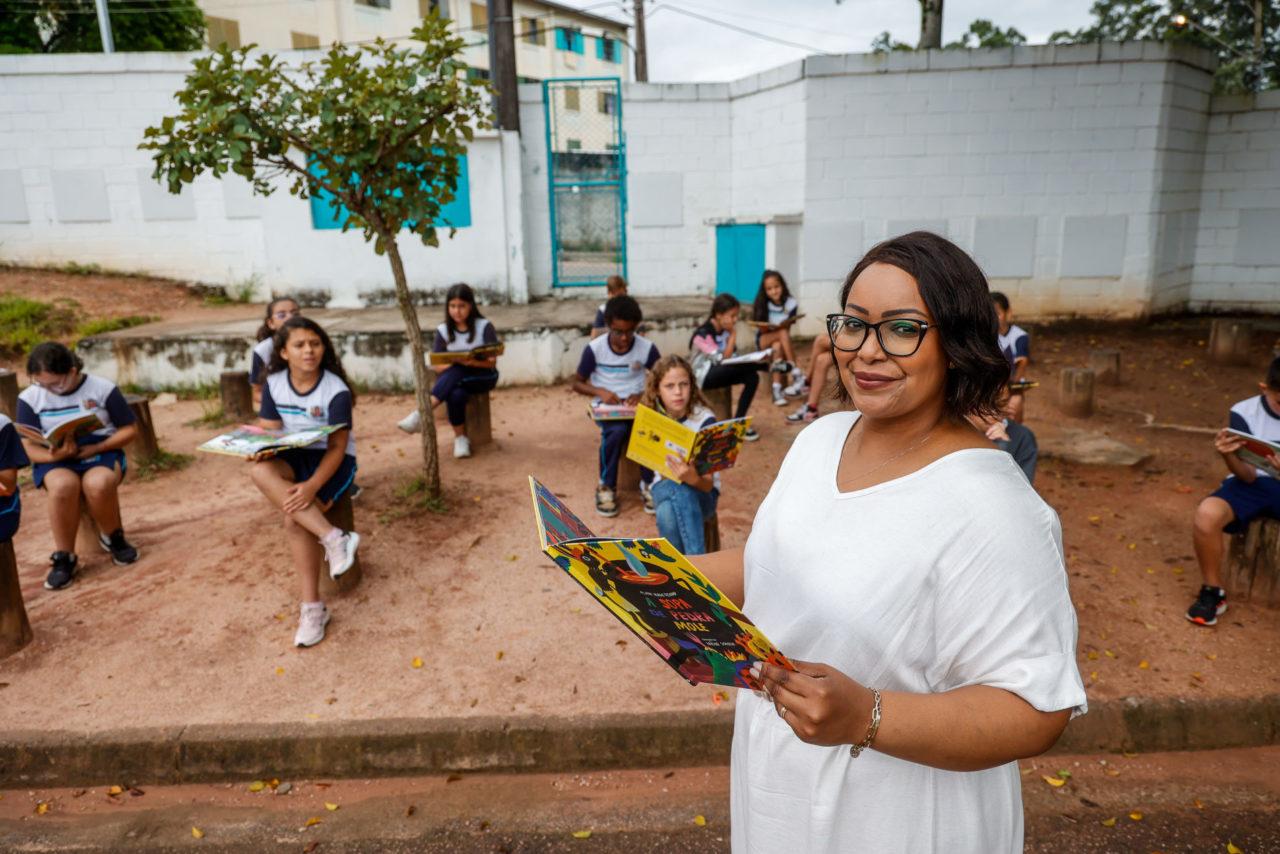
[590, 275, 630, 340]
[1186, 356, 1280, 626]
[992, 291, 1030, 422]
[572, 295, 660, 517]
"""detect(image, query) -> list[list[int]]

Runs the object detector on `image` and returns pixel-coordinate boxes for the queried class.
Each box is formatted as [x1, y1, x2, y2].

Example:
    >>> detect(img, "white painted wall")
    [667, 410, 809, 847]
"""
[0, 52, 528, 307]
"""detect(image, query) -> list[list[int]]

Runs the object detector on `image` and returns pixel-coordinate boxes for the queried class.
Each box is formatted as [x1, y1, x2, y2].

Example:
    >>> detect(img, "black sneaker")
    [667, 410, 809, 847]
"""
[744, 427, 761, 442]
[98, 529, 140, 566]
[1185, 585, 1227, 626]
[769, 359, 795, 374]
[44, 551, 78, 590]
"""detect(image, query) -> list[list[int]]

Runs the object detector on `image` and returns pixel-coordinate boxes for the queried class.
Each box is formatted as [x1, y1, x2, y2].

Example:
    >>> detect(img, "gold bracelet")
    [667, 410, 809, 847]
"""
[849, 688, 881, 758]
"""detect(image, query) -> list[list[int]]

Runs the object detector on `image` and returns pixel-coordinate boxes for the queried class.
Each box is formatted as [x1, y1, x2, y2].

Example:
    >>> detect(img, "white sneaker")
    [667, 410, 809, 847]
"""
[453, 435, 472, 458]
[323, 530, 360, 580]
[771, 385, 787, 406]
[784, 376, 808, 397]
[397, 409, 422, 433]
[294, 603, 330, 648]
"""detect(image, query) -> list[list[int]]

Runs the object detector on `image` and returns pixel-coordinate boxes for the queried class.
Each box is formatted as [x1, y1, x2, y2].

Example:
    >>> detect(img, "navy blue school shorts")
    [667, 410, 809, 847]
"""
[32, 449, 127, 490]
[276, 449, 357, 505]
[1212, 475, 1280, 533]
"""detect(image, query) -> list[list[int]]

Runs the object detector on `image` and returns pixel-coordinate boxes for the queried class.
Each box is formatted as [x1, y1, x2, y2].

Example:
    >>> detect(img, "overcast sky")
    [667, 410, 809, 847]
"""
[557, 0, 1098, 82]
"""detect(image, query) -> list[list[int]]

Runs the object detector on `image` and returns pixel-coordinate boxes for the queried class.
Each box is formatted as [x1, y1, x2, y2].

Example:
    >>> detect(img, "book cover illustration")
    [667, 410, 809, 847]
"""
[16, 413, 103, 449]
[1227, 428, 1280, 478]
[529, 477, 792, 690]
[429, 343, 504, 367]
[197, 424, 346, 460]
[627, 404, 750, 479]
[588, 401, 637, 421]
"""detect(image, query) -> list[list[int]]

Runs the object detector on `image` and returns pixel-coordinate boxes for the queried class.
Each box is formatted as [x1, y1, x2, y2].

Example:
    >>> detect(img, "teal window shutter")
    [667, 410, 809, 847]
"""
[308, 154, 472, 231]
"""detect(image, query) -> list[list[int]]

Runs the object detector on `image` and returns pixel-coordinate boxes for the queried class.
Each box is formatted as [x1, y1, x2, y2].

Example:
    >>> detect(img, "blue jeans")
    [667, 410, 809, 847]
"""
[651, 479, 719, 555]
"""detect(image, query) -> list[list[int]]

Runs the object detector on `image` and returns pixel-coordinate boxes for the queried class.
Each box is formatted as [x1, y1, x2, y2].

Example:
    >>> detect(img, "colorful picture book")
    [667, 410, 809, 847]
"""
[16, 413, 103, 449]
[528, 476, 792, 690]
[588, 401, 637, 421]
[197, 424, 346, 459]
[428, 343, 504, 367]
[720, 347, 773, 367]
[626, 404, 751, 480]
[1008, 379, 1039, 393]
[747, 314, 805, 330]
[1227, 429, 1280, 478]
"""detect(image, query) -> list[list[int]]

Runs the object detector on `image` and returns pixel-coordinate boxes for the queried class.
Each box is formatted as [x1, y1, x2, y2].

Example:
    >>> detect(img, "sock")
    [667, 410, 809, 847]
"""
[772, 381, 782, 391]
[321, 528, 343, 546]
[302, 600, 324, 610]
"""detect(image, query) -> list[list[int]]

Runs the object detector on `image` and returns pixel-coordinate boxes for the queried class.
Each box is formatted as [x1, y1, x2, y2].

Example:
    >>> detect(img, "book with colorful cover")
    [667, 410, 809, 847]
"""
[1008, 379, 1039, 393]
[588, 401, 637, 421]
[626, 404, 751, 480]
[1227, 428, 1280, 478]
[429, 343, 504, 367]
[529, 476, 792, 689]
[15, 413, 103, 449]
[197, 424, 346, 460]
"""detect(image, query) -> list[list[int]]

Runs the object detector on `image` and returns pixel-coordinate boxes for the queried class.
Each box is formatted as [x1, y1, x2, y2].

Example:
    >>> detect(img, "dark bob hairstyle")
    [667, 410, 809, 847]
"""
[835, 231, 1009, 421]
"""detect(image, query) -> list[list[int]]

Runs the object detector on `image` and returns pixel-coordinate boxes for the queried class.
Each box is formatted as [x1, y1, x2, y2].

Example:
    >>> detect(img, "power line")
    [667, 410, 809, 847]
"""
[663, 0, 857, 42]
[652, 3, 834, 54]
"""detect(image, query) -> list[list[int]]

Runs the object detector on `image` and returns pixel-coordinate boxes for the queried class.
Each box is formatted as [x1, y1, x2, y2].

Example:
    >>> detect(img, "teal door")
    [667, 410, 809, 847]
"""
[716, 224, 765, 302]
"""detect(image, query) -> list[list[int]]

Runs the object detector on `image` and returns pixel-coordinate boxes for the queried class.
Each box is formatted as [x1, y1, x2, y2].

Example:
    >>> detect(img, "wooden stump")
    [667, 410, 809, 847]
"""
[1225, 518, 1280, 608]
[702, 513, 722, 554]
[617, 453, 642, 494]
[0, 539, 33, 659]
[1057, 368, 1095, 418]
[319, 493, 362, 597]
[703, 386, 734, 422]
[123, 393, 159, 467]
[0, 369, 18, 420]
[221, 371, 255, 422]
[1208, 319, 1254, 366]
[1087, 349, 1121, 385]
[464, 391, 493, 449]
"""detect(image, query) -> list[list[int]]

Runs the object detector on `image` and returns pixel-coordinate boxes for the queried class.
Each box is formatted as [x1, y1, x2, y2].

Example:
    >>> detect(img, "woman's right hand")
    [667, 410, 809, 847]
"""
[1215, 429, 1245, 456]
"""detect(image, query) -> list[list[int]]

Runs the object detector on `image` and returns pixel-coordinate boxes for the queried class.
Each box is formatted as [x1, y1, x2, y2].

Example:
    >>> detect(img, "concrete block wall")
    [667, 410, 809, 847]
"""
[1188, 90, 1280, 312]
[0, 52, 528, 307]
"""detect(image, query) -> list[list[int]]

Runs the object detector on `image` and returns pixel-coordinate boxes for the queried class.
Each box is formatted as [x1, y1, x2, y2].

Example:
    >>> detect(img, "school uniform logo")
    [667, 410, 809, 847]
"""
[310, 405, 325, 418]
[83, 399, 99, 410]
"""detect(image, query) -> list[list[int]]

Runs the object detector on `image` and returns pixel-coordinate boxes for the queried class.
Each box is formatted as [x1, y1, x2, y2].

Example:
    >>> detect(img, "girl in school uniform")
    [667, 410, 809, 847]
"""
[249, 296, 301, 392]
[396, 283, 500, 460]
[690, 294, 764, 442]
[639, 355, 720, 555]
[0, 412, 32, 546]
[250, 316, 360, 648]
[16, 342, 140, 591]
[751, 270, 806, 406]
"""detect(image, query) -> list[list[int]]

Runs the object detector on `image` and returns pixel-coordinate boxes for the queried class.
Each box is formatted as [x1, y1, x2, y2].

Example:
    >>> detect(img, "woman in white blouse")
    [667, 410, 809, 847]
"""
[695, 231, 1086, 853]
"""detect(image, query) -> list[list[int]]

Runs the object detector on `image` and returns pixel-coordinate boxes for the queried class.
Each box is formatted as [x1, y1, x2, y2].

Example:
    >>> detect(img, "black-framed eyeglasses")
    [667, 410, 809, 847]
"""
[826, 314, 931, 358]
[273, 308, 300, 320]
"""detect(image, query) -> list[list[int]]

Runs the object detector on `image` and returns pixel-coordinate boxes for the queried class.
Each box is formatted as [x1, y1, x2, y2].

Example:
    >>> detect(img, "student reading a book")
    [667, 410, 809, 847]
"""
[638, 355, 721, 555]
[0, 412, 31, 546]
[396, 283, 499, 459]
[249, 296, 301, 392]
[786, 334, 836, 424]
[691, 294, 770, 442]
[690, 232, 1083, 852]
[572, 295, 660, 517]
[590, 275, 629, 339]
[16, 343, 142, 590]
[751, 270, 806, 405]
[992, 291, 1030, 422]
[1185, 357, 1280, 627]
[251, 316, 360, 648]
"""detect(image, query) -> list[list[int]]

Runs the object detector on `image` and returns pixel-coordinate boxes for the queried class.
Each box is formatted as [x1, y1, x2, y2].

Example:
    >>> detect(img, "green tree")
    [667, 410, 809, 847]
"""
[870, 31, 914, 53]
[140, 15, 491, 500]
[1050, 1, 1278, 93]
[946, 19, 1028, 49]
[0, 0, 205, 54]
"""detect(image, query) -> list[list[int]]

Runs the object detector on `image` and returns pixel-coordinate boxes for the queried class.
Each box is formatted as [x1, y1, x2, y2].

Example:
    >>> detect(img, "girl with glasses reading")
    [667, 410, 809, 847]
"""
[249, 297, 301, 394]
[691, 232, 1085, 853]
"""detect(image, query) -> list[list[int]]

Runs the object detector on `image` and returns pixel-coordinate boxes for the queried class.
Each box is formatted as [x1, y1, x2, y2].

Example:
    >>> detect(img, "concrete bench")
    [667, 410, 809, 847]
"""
[1225, 518, 1280, 608]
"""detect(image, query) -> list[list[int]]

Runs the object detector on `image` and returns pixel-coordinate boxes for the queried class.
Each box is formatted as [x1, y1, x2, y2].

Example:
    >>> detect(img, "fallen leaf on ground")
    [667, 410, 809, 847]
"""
[615, 640, 627, 648]
[129, 787, 145, 797]
[572, 830, 592, 839]
[1194, 798, 1205, 809]
[1100, 817, 1117, 827]
[275, 667, 285, 676]
[1205, 653, 1218, 661]
[1105, 768, 1121, 777]
[1175, 484, 1192, 494]
[1042, 775, 1066, 788]
[35, 802, 50, 815]
[405, 805, 417, 817]
[1104, 650, 1116, 659]
[248, 781, 266, 793]
[325, 802, 339, 811]
[496, 651, 504, 660]
[446, 773, 463, 783]
[712, 690, 729, 706]
[305, 713, 319, 720]
[108, 785, 123, 796]
[305, 817, 323, 827]
[411, 657, 424, 669]
[1138, 660, 1150, 669]
[1227, 842, 1243, 853]
[1056, 770, 1071, 780]
[304, 843, 319, 853]
[192, 827, 204, 839]
[693, 815, 707, 826]
[1129, 811, 1143, 821]
[1087, 651, 1099, 661]
[1123, 752, 1139, 759]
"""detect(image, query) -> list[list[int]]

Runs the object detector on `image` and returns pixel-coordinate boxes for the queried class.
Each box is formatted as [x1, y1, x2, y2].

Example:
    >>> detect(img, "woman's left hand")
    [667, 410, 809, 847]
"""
[752, 659, 875, 747]
[282, 481, 318, 514]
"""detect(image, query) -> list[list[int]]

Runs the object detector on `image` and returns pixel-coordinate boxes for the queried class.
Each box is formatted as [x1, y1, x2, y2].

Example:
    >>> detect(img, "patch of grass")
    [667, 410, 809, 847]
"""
[59, 261, 103, 276]
[380, 475, 450, 522]
[133, 449, 194, 481]
[186, 402, 230, 429]
[205, 274, 262, 306]
[121, 382, 220, 401]
[73, 315, 157, 340]
[0, 295, 78, 356]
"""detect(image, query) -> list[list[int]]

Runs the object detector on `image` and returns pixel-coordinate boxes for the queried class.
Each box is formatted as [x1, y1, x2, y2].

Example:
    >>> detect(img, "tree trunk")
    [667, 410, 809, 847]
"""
[384, 235, 442, 499]
[918, 0, 944, 49]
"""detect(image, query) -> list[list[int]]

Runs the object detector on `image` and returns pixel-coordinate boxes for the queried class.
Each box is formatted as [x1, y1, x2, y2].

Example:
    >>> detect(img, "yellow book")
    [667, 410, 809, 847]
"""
[626, 404, 750, 480]
[428, 343, 504, 366]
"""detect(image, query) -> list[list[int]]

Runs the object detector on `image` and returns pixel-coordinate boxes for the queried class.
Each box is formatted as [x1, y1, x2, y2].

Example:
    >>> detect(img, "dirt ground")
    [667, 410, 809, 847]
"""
[0, 277, 1278, 731]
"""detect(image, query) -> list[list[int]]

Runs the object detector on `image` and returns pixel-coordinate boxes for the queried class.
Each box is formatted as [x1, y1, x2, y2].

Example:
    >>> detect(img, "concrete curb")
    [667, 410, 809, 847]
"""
[3, 695, 1278, 788]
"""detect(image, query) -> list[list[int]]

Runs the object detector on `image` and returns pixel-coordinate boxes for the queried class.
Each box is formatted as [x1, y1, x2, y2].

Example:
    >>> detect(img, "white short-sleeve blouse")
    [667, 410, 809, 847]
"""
[731, 411, 1086, 853]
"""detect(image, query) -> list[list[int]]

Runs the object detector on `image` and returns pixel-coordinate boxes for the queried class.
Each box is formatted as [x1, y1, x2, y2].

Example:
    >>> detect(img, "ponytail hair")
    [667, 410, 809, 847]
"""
[267, 316, 357, 405]
[26, 341, 83, 377]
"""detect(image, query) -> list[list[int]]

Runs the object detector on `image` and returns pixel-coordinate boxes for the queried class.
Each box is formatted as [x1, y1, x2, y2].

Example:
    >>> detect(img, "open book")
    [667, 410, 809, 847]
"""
[1008, 379, 1039, 393]
[16, 413, 103, 449]
[626, 404, 751, 480]
[1227, 428, 1280, 478]
[588, 401, 637, 421]
[721, 347, 773, 367]
[746, 314, 805, 330]
[197, 424, 346, 460]
[429, 343, 504, 367]
[529, 477, 791, 689]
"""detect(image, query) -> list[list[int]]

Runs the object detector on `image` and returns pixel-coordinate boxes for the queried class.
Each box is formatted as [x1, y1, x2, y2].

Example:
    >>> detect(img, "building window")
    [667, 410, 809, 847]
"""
[291, 31, 320, 48]
[597, 35, 619, 63]
[563, 87, 579, 111]
[467, 67, 491, 82]
[206, 16, 241, 49]
[355, 0, 391, 9]
[566, 139, 582, 151]
[470, 2, 487, 29]
[522, 16, 544, 45]
[597, 91, 616, 115]
[518, 75, 540, 84]
[555, 26, 583, 54]
[420, 0, 450, 18]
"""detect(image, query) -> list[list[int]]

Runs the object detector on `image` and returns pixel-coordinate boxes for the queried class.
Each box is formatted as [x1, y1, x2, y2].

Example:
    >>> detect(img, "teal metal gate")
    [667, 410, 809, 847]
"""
[543, 77, 626, 288]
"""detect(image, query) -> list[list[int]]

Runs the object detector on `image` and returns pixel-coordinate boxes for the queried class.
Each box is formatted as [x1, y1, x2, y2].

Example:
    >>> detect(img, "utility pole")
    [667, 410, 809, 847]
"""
[94, 0, 115, 53]
[634, 0, 648, 82]
[486, 0, 520, 132]
[918, 0, 943, 50]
